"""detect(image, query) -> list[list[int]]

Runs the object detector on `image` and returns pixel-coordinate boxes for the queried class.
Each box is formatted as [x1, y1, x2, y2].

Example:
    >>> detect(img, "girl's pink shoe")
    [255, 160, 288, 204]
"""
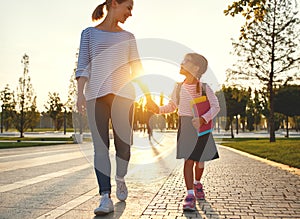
[183, 194, 196, 211]
[194, 182, 205, 199]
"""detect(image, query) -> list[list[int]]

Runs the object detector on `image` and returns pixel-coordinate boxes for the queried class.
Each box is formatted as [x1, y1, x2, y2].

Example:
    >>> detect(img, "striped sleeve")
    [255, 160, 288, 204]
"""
[159, 84, 178, 114]
[129, 33, 140, 63]
[201, 84, 220, 123]
[75, 28, 91, 79]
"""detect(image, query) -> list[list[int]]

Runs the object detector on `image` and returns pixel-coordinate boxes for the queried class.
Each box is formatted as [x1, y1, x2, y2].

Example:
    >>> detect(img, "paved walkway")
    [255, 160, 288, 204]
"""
[0, 132, 299, 219]
[139, 146, 300, 219]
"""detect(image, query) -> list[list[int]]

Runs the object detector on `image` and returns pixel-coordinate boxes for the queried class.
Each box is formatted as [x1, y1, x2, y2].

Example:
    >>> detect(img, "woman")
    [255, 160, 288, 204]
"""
[76, 0, 156, 215]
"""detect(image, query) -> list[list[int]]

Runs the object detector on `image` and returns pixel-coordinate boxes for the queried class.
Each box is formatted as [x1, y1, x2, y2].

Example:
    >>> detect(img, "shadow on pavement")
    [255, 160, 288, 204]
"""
[197, 199, 219, 219]
[183, 208, 202, 218]
[93, 201, 126, 219]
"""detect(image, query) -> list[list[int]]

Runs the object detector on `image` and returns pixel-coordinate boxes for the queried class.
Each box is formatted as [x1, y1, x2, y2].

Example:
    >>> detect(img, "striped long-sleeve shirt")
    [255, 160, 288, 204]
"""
[159, 82, 220, 123]
[75, 27, 140, 101]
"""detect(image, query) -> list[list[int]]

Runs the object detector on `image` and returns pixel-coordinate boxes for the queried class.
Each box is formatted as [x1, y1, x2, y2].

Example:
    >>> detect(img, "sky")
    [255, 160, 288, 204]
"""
[0, 0, 262, 111]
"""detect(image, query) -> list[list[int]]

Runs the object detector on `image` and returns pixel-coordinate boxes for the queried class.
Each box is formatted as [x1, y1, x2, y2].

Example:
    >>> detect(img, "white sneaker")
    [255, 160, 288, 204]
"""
[116, 176, 128, 201]
[94, 193, 114, 215]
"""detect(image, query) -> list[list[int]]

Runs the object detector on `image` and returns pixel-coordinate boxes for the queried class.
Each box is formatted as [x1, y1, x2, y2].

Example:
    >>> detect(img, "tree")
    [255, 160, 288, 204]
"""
[65, 51, 79, 129]
[274, 85, 300, 137]
[245, 89, 263, 131]
[224, 0, 267, 39]
[0, 84, 16, 131]
[14, 54, 37, 137]
[27, 96, 40, 131]
[253, 90, 263, 130]
[66, 50, 78, 112]
[226, 0, 300, 142]
[222, 86, 249, 138]
[45, 92, 64, 131]
[246, 97, 255, 131]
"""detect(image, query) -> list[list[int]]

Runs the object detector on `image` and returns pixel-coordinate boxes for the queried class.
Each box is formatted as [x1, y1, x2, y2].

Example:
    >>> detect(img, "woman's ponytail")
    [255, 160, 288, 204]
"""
[92, 2, 106, 21]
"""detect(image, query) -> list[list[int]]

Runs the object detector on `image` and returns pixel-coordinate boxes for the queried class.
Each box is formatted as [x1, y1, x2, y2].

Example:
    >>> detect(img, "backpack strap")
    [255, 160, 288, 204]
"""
[202, 82, 206, 96]
[176, 82, 183, 105]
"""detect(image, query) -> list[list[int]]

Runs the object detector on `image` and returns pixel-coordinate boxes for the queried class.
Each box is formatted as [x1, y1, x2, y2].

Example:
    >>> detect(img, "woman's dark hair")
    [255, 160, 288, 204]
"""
[92, 0, 129, 21]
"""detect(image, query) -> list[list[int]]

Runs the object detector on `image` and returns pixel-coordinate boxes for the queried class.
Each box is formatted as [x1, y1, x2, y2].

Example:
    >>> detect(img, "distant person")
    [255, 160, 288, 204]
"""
[148, 53, 220, 211]
[145, 109, 154, 141]
[76, 0, 157, 216]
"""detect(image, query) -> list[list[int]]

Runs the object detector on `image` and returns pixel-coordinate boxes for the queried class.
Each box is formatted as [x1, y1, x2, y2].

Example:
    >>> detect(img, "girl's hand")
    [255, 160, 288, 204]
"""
[77, 93, 86, 115]
[146, 98, 159, 114]
[192, 117, 205, 129]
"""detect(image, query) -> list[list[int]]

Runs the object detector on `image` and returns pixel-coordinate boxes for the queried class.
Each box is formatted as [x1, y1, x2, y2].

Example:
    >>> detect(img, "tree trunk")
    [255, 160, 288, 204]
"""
[269, 89, 276, 142]
[286, 115, 289, 138]
[231, 119, 234, 139]
[20, 107, 24, 138]
[236, 115, 239, 135]
[269, 0, 277, 143]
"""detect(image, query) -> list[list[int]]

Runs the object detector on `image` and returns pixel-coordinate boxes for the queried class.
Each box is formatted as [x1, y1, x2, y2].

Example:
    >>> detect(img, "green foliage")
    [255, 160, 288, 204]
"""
[44, 92, 64, 131]
[0, 141, 73, 149]
[66, 50, 78, 113]
[222, 86, 250, 118]
[13, 54, 39, 137]
[221, 86, 250, 137]
[0, 84, 16, 131]
[275, 85, 300, 117]
[226, 0, 300, 142]
[246, 89, 263, 131]
[224, 0, 267, 39]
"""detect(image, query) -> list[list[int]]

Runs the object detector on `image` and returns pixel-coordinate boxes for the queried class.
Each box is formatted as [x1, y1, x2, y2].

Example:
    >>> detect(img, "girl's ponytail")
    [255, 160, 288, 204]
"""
[92, 2, 106, 21]
[196, 81, 200, 94]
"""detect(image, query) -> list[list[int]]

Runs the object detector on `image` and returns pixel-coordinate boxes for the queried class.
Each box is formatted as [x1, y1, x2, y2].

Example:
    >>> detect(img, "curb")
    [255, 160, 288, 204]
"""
[218, 144, 300, 176]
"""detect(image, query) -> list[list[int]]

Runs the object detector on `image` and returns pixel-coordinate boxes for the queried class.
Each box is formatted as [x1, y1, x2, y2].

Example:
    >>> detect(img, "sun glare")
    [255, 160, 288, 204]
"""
[132, 60, 184, 106]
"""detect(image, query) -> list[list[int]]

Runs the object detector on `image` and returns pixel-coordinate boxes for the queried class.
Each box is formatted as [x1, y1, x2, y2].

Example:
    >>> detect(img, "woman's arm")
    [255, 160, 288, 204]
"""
[76, 77, 87, 114]
[131, 60, 158, 112]
[130, 60, 151, 98]
[75, 28, 91, 114]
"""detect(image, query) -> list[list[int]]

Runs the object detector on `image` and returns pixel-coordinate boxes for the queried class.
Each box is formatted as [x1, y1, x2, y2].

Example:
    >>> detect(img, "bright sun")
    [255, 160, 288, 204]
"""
[134, 60, 185, 105]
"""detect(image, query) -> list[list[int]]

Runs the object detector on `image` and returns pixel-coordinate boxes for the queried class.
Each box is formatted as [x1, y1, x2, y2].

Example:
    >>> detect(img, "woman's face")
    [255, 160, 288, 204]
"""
[115, 0, 133, 23]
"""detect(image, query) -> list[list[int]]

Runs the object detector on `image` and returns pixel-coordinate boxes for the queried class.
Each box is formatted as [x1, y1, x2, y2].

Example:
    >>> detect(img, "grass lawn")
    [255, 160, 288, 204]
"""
[219, 138, 300, 169]
[0, 136, 73, 141]
[0, 141, 73, 149]
[0, 136, 74, 149]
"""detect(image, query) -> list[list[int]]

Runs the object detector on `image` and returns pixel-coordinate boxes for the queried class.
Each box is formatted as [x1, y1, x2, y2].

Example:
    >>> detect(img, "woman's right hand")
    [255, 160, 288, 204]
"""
[77, 93, 86, 115]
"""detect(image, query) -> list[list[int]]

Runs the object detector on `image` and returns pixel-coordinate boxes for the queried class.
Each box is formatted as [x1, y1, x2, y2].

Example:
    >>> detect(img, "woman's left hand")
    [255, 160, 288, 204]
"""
[146, 98, 159, 114]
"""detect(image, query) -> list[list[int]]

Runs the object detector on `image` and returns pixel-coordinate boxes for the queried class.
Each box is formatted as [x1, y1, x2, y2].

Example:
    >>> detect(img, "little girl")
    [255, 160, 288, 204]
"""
[150, 53, 220, 211]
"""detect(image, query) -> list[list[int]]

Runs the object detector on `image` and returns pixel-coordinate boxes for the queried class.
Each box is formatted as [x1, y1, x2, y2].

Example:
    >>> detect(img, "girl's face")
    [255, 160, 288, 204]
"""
[179, 55, 198, 78]
[114, 0, 133, 23]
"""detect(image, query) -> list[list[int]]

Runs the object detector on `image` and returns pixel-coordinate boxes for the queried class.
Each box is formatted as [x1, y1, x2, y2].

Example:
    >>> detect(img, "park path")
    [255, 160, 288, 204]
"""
[0, 132, 299, 218]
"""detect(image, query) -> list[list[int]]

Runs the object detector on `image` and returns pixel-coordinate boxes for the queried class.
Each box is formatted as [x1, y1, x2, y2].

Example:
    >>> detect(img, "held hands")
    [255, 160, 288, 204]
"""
[146, 98, 159, 114]
[192, 117, 206, 130]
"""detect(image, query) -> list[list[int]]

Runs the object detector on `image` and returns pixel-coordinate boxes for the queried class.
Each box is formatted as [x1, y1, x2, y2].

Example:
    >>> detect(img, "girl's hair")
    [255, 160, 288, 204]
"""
[92, 0, 129, 21]
[186, 53, 208, 94]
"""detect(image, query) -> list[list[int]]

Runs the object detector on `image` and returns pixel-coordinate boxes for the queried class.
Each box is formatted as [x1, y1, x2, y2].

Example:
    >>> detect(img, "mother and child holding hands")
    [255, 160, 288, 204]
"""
[76, 0, 220, 215]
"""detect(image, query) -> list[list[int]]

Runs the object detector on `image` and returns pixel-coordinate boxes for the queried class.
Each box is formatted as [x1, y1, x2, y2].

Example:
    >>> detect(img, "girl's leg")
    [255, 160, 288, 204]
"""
[183, 159, 196, 211]
[184, 159, 195, 190]
[194, 161, 205, 200]
[194, 162, 204, 181]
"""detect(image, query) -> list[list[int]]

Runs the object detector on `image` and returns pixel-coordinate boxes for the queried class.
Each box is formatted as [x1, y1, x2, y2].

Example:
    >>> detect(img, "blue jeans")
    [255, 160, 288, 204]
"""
[86, 94, 134, 195]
